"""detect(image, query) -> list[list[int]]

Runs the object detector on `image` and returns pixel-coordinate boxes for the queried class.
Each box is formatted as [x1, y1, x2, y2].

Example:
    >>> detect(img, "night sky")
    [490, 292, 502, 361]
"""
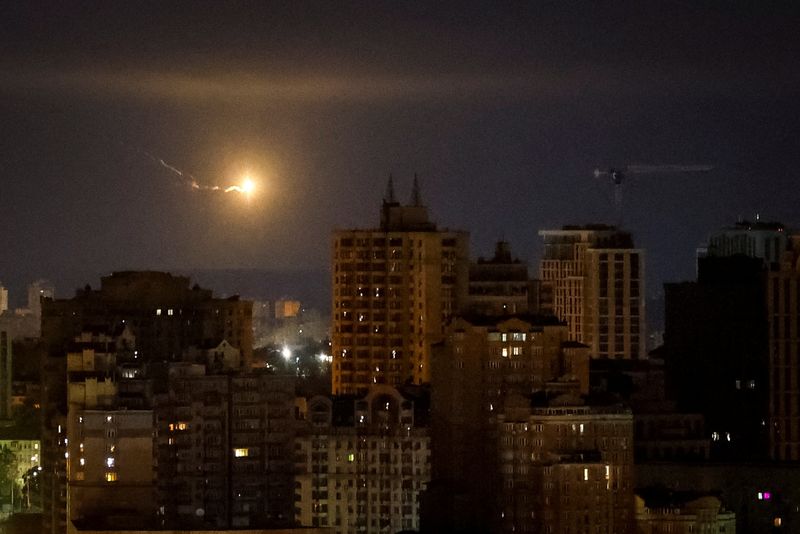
[1, 2, 798, 306]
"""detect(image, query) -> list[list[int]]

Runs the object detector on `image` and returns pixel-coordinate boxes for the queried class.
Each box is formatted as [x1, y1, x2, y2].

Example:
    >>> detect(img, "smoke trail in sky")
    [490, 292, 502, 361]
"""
[134, 146, 252, 194]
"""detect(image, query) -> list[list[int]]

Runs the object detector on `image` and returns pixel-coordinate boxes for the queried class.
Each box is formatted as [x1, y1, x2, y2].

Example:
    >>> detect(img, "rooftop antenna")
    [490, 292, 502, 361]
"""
[384, 174, 396, 204]
[410, 173, 422, 206]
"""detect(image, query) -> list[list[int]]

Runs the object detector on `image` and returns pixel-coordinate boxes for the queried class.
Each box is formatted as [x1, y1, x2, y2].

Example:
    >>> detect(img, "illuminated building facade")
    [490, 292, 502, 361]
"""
[331, 178, 469, 394]
[539, 225, 645, 359]
[295, 385, 430, 533]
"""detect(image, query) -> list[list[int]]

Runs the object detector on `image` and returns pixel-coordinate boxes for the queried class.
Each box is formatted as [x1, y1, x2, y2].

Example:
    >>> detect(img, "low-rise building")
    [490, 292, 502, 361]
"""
[635, 489, 735, 533]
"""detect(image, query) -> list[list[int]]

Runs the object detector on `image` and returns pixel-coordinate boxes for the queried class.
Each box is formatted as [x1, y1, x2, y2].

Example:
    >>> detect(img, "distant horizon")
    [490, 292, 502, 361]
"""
[1, 266, 331, 312]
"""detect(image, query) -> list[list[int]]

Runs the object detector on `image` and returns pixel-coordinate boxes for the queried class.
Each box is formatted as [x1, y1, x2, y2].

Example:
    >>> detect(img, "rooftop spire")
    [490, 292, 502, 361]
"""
[384, 174, 396, 204]
[410, 173, 422, 206]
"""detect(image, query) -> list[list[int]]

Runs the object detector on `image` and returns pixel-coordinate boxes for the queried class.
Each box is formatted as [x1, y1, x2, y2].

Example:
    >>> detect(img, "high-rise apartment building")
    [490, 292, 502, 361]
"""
[156, 364, 296, 529]
[768, 235, 800, 461]
[467, 241, 534, 316]
[42, 271, 253, 367]
[65, 329, 155, 529]
[295, 385, 430, 533]
[0, 328, 11, 421]
[705, 219, 787, 266]
[331, 178, 469, 394]
[0, 284, 8, 314]
[426, 314, 592, 533]
[538, 225, 645, 359]
[41, 272, 254, 534]
[496, 395, 634, 534]
[664, 255, 768, 460]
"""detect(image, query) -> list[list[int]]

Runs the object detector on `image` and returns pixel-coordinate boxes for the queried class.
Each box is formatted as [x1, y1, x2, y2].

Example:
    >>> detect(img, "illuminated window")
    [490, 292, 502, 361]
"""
[512, 347, 522, 356]
[105, 472, 117, 482]
[156, 309, 162, 316]
[167, 308, 174, 316]
[177, 422, 188, 431]
[106, 457, 115, 468]
[584, 468, 589, 481]
[234, 448, 249, 458]
[347, 453, 355, 463]
[501, 333, 508, 342]
[775, 517, 782, 527]
[79, 458, 85, 466]
[512, 333, 526, 341]
[501, 348, 509, 357]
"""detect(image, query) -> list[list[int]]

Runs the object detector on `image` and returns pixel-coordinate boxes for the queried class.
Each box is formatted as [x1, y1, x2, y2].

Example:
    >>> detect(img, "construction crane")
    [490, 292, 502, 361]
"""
[593, 164, 714, 221]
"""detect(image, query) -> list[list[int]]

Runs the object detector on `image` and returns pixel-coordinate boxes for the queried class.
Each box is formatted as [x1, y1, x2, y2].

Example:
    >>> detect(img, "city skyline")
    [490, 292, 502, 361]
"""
[1, 2, 798, 304]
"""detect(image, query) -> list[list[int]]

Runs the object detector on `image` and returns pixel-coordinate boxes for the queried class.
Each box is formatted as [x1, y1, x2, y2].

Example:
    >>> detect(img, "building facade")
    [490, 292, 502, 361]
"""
[496, 396, 635, 534]
[41, 272, 254, 534]
[467, 241, 533, 316]
[295, 385, 430, 533]
[155, 364, 296, 529]
[331, 178, 469, 394]
[426, 314, 594, 533]
[635, 490, 736, 534]
[768, 235, 800, 461]
[0, 328, 10, 420]
[705, 219, 787, 266]
[539, 226, 645, 359]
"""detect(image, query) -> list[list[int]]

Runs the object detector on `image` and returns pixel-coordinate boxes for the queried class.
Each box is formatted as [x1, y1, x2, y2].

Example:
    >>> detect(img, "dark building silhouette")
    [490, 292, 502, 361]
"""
[663, 255, 769, 459]
[423, 314, 638, 534]
[467, 241, 535, 316]
[768, 234, 800, 461]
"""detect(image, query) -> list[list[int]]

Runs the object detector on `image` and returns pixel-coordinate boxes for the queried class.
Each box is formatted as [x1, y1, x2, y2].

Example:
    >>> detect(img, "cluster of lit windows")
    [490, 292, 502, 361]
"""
[488, 332, 528, 342]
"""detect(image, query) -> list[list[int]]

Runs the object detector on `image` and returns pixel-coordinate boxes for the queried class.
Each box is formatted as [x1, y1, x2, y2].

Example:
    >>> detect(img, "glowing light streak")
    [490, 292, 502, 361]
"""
[139, 148, 257, 195]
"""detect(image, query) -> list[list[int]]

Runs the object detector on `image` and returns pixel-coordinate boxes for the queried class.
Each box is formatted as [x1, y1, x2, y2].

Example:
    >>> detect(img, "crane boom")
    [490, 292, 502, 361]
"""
[592, 162, 714, 223]
[625, 164, 714, 174]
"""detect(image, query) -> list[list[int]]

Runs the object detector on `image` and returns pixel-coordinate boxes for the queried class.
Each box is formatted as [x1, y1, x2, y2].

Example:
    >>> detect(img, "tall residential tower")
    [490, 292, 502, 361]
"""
[331, 177, 468, 394]
[538, 225, 645, 359]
